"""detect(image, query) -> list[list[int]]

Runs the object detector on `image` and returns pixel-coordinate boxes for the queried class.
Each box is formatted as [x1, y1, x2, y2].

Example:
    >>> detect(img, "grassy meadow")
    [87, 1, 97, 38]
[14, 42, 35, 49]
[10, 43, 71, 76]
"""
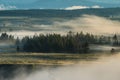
[0, 52, 114, 65]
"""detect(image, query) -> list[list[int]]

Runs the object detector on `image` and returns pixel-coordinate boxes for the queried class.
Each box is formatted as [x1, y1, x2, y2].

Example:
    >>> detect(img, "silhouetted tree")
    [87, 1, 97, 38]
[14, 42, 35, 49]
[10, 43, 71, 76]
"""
[113, 34, 118, 46]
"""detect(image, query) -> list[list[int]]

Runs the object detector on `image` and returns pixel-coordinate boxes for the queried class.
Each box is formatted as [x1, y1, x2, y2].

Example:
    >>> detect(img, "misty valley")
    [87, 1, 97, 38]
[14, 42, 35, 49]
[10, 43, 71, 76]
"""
[0, 8, 120, 80]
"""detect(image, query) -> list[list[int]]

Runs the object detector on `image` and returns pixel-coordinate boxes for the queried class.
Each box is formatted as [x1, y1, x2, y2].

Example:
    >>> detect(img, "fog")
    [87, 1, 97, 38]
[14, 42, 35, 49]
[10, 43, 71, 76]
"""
[4, 15, 120, 38]
[0, 15, 120, 80]
[50, 15, 120, 34]
[11, 53, 120, 80]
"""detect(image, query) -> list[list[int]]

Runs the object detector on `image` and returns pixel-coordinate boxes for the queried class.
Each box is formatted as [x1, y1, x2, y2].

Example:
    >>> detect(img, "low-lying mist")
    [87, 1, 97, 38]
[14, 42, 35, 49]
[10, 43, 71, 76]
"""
[12, 53, 120, 80]
[4, 15, 120, 38]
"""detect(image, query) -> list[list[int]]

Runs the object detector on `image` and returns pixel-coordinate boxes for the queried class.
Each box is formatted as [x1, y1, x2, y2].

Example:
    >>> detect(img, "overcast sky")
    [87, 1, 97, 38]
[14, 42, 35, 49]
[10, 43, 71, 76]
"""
[0, 0, 120, 10]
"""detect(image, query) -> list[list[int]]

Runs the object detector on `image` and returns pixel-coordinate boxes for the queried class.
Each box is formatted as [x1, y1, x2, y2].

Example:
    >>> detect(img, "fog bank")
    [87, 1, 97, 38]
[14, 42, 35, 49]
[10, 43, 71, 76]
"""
[2, 15, 120, 38]
[12, 53, 120, 80]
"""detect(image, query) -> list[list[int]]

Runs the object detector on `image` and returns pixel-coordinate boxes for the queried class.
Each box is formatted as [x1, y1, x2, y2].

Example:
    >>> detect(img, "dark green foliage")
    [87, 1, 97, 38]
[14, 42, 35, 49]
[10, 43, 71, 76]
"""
[22, 32, 119, 53]
[0, 32, 14, 41]
[22, 32, 91, 53]
[0, 32, 118, 53]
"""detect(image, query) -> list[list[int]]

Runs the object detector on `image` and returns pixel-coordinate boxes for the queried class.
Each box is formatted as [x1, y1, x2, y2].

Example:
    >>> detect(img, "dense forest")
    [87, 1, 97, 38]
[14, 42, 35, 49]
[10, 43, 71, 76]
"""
[16, 31, 119, 53]
[22, 31, 90, 53]
[0, 32, 119, 53]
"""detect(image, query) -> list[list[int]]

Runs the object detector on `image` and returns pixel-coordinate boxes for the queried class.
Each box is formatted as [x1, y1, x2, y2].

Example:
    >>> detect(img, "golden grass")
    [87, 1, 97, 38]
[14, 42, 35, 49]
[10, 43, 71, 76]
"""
[0, 52, 113, 65]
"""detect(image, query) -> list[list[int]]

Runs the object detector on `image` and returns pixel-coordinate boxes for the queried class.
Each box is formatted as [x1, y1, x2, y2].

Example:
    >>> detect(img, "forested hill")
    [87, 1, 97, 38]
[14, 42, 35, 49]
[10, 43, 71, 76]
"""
[0, 8, 120, 18]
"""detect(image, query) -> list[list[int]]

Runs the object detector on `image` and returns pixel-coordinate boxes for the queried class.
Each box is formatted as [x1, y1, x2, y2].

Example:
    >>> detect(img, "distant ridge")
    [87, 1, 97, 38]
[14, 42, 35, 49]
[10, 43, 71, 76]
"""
[0, 8, 120, 18]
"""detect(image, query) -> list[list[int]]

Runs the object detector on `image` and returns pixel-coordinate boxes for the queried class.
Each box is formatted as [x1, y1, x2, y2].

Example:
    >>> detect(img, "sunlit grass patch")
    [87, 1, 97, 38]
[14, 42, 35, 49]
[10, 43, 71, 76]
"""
[0, 52, 114, 65]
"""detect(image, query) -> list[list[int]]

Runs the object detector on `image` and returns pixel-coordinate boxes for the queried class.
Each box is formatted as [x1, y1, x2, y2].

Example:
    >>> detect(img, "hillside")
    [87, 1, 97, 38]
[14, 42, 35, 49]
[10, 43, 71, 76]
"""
[0, 8, 120, 19]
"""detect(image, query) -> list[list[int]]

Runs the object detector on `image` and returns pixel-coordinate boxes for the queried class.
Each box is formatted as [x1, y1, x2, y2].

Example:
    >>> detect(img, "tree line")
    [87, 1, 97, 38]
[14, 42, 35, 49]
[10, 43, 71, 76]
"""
[0, 32, 119, 53]
[19, 31, 120, 53]
[21, 31, 90, 53]
[0, 33, 14, 41]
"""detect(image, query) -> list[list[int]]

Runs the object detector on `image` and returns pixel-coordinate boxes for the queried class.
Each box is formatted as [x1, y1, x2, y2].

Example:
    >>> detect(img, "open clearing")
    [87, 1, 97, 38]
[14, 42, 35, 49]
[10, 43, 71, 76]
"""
[0, 53, 113, 65]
